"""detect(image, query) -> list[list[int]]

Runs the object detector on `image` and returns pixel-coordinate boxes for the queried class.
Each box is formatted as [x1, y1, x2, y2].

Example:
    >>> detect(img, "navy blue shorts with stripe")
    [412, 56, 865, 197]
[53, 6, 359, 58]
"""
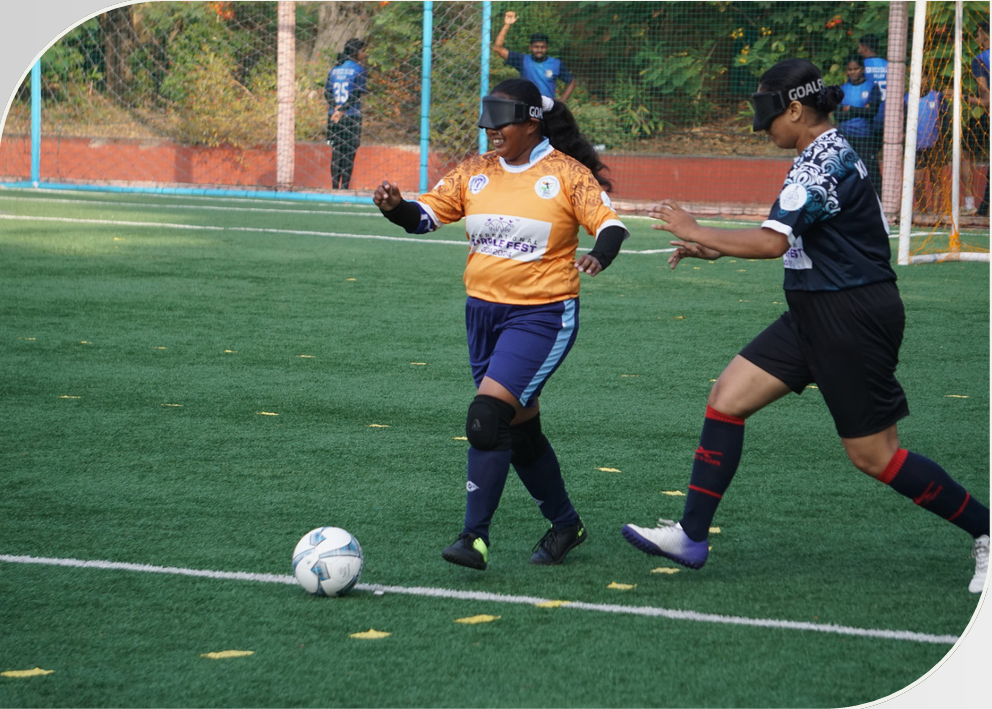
[465, 297, 579, 408]
[739, 280, 909, 438]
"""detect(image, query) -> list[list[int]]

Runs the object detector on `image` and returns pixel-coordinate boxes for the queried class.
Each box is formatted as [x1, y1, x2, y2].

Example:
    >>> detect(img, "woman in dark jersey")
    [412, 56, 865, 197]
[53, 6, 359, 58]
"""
[621, 59, 989, 594]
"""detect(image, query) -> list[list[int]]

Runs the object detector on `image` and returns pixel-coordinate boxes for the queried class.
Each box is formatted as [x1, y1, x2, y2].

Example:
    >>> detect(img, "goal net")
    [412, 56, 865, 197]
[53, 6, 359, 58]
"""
[897, 0, 990, 264]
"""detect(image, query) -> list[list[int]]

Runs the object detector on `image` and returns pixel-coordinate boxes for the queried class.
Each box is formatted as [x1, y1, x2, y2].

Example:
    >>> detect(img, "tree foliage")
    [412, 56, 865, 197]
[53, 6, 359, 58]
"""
[20, 1, 989, 151]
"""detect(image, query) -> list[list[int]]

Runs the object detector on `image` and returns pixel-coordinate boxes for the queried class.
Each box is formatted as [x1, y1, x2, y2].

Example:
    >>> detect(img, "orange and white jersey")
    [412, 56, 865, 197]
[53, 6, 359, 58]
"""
[416, 143, 628, 305]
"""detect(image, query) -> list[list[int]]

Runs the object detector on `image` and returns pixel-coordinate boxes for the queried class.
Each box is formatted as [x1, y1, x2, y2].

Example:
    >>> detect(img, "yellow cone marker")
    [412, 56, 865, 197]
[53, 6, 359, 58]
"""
[454, 615, 500, 624]
[200, 650, 254, 660]
[1, 668, 54, 678]
[349, 629, 391, 640]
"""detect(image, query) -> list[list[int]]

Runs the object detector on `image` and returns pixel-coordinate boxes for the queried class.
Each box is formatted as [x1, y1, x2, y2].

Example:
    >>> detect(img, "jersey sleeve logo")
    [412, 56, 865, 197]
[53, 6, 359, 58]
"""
[778, 183, 808, 212]
[468, 174, 489, 194]
[535, 175, 561, 199]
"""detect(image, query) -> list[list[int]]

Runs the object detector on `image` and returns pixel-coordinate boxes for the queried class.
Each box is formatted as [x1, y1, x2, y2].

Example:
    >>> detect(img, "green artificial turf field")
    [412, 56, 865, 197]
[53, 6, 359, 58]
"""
[0, 187, 988, 707]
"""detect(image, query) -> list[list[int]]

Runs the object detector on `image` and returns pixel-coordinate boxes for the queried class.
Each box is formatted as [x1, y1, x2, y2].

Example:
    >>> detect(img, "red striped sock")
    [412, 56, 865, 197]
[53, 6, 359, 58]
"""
[679, 406, 745, 542]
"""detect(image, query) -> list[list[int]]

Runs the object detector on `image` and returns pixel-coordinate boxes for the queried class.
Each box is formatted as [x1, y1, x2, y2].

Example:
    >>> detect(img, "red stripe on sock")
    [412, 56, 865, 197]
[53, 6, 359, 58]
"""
[688, 484, 723, 500]
[878, 448, 909, 485]
[705, 406, 745, 426]
[948, 493, 971, 522]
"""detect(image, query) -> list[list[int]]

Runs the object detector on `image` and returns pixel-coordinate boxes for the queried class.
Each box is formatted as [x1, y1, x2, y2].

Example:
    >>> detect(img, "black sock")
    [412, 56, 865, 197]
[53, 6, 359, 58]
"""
[880, 449, 990, 537]
[513, 442, 579, 528]
[679, 406, 745, 542]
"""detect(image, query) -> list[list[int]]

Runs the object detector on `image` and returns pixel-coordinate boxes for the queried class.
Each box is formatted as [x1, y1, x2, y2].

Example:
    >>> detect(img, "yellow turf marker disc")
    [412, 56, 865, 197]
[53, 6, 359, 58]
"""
[597, 467, 621, 473]
[1, 668, 54, 678]
[607, 582, 637, 590]
[349, 629, 391, 640]
[367, 423, 389, 428]
[534, 600, 572, 608]
[650, 567, 680, 575]
[257, 412, 279, 416]
[200, 650, 254, 660]
[661, 490, 685, 496]
[454, 615, 501, 624]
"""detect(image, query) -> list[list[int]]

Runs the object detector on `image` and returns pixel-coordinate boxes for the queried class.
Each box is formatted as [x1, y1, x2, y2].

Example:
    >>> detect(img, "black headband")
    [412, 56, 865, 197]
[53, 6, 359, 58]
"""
[749, 78, 824, 131]
[478, 97, 542, 129]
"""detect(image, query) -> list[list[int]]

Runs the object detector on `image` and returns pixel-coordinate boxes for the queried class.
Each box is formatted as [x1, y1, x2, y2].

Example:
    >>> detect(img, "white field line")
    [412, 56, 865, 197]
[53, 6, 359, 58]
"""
[0, 193, 381, 217]
[0, 213, 676, 254]
[0, 554, 960, 645]
[0, 186, 376, 209]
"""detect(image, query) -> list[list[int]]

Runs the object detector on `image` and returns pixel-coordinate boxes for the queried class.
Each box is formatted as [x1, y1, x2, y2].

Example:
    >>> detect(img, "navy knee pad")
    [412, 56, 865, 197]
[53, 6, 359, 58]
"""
[510, 414, 550, 466]
[466, 395, 516, 451]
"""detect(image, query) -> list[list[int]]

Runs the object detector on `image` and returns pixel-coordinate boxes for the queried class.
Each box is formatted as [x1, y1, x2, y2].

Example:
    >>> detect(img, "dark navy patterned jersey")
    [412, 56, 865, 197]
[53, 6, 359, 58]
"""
[762, 129, 896, 292]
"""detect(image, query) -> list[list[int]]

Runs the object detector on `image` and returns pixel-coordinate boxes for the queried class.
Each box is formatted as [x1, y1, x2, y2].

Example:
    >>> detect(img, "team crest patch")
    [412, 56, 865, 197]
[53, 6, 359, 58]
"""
[779, 182, 808, 212]
[468, 174, 489, 194]
[535, 175, 561, 199]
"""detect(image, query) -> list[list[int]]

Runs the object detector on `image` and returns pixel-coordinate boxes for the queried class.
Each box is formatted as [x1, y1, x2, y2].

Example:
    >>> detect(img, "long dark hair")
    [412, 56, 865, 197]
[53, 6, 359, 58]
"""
[759, 59, 845, 120]
[490, 79, 612, 192]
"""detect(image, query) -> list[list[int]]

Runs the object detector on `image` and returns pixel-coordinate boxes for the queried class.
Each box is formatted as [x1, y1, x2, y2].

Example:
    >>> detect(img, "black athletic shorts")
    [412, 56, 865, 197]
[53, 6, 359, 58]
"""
[739, 280, 909, 438]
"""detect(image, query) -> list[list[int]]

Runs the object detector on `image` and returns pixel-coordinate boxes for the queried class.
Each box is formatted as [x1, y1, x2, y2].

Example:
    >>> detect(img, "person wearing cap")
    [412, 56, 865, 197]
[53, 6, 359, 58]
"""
[373, 78, 627, 571]
[324, 38, 368, 189]
[621, 58, 989, 594]
[493, 11, 576, 102]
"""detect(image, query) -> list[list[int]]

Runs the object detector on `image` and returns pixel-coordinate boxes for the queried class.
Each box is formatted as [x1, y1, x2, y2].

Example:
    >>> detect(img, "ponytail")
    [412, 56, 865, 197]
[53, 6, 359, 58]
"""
[542, 98, 613, 192]
[816, 85, 845, 115]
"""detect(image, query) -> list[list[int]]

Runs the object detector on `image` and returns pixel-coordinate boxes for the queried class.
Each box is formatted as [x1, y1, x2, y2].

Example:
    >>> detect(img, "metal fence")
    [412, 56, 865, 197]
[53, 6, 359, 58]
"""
[1, 1, 988, 231]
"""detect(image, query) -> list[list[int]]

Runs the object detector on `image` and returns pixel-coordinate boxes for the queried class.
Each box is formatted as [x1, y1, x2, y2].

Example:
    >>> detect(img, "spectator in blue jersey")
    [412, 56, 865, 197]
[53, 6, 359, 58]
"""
[858, 34, 887, 182]
[908, 73, 948, 213]
[324, 38, 368, 190]
[622, 58, 989, 594]
[836, 53, 883, 194]
[493, 11, 576, 102]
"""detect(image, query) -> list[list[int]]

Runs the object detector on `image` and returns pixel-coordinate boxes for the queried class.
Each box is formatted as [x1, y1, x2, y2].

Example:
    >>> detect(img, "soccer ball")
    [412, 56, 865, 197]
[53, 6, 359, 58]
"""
[292, 527, 364, 597]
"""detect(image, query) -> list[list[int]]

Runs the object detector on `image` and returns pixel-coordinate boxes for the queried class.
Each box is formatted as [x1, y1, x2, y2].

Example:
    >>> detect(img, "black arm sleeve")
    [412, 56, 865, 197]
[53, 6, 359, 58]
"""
[381, 200, 422, 232]
[586, 225, 626, 270]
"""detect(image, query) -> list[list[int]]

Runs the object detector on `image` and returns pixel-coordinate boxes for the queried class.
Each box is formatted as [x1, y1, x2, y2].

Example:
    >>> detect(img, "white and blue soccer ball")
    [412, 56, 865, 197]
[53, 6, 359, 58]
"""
[292, 527, 363, 597]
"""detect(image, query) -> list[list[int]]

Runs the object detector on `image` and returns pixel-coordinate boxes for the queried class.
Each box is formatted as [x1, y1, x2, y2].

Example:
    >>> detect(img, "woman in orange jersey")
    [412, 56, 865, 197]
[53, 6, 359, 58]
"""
[374, 79, 628, 571]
